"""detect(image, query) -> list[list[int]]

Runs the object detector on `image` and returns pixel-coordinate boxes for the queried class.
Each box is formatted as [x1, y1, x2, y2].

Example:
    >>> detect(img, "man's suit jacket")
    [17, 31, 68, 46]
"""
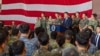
[62, 17, 72, 29]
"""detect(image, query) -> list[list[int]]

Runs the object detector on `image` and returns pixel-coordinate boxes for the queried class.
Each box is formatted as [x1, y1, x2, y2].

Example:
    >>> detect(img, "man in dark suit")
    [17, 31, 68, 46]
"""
[62, 12, 72, 30]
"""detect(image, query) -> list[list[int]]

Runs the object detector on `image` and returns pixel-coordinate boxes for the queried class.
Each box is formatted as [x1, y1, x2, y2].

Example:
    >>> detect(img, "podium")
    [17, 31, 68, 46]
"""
[50, 24, 66, 32]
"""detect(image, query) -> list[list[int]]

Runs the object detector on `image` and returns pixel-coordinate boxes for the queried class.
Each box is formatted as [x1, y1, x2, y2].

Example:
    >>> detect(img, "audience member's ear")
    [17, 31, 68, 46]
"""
[75, 41, 78, 46]
[1, 42, 6, 49]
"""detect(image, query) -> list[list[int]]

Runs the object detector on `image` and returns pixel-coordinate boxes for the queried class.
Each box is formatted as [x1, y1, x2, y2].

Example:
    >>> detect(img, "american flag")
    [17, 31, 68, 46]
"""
[0, 0, 92, 29]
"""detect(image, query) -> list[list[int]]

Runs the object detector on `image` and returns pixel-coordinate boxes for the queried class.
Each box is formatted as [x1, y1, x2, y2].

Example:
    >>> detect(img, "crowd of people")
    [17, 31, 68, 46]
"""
[0, 12, 100, 56]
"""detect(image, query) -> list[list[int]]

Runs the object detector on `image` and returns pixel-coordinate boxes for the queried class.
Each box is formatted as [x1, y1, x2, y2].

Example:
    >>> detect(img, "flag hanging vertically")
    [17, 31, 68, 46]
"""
[0, 0, 92, 29]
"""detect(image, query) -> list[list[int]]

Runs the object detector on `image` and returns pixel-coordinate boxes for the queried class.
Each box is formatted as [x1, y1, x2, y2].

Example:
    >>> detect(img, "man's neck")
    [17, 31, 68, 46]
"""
[65, 40, 71, 43]
[13, 36, 19, 40]
[21, 33, 29, 38]
[77, 46, 88, 52]
[40, 45, 48, 50]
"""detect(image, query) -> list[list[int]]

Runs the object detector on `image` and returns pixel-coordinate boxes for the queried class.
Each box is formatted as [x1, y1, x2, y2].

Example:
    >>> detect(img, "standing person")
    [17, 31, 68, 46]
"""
[30, 27, 45, 54]
[47, 16, 53, 36]
[8, 28, 20, 45]
[72, 14, 80, 26]
[0, 30, 9, 56]
[35, 17, 41, 28]
[40, 12, 47, 32]
[50, 31, 58, 49]
[63, 30, 75, 48]
[62, 12, 72, 30]
[19, 23, 34, 56]
[93, 25, 100, 50]
[88, 14, 98, 30]
[79, 13, 89, 31]
[54, 13, 62, 25]
[75, 31, 92, 56]
[32, 32, 51, 56]
[51, 35, 65, 56]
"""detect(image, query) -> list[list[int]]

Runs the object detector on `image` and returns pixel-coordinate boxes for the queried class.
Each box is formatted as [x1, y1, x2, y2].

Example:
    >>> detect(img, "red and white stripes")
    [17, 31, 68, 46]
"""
[0, 0, 92, 29]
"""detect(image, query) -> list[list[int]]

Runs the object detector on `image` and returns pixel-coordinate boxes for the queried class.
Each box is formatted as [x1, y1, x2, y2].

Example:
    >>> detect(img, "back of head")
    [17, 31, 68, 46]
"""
[12, 28, 19, 36]
[56, 35, 65, 47]
[4, 26, 12, 34]
[34, 27, 45, 36]
[19, 23, 30, 34]
[76, 32, 90, 47]
[82, 28, 92, 39]
[11, 40, 25, 55]
[92, 13, 97, 18]
[64, 30, 73, 40]
[62, 47, 79, 56]
[38, 32, 49, 46]
[51, 31, 57, 40]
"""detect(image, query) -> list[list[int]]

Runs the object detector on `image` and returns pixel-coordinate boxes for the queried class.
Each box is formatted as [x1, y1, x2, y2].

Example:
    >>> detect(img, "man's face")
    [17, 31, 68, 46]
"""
[82, 14, 86, 19]
[64, 13, 68, 18]
[41, 13, 45, 17]
[55, 13, 59, 18]
[96, 27, 100, 33]
[76, 13, 79, 17]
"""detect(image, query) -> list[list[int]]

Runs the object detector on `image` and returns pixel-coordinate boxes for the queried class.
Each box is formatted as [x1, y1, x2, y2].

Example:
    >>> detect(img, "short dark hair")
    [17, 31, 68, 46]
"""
[12, 28, 19, 36]
[11, 40, 25, 55]
[97, 25, 100, 28]
[92, 13, 97, 18]
[64, 12, 68, 14]
[50, 31, 57, 40]
[0, 30, 8, 46]
[0, 21, 4, 28]
[76, 32, 90, 46]
[4, 26, 12, 32]
[64, 30, 73, 40]
[34, 27, 45, 36]
[19, 23, 30, 33]
[56, 35, 65, 47]
[38, 32, 49, 46]
[82, 28, 92, 38]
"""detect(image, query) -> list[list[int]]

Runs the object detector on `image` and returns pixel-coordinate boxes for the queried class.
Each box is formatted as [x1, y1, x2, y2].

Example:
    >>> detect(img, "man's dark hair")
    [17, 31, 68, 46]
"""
[0, 21, 4, 28]
[56, 35, 65, 47]
[64, 30, 73, 40]
[12, 28, 19, 36]
[19, 23, 30, 34]
[4, 26, 12, 32]
[82, 28, 92, 39]
[64, 12, 68, 14]
[92, 13, 97, 18]
[38, 32, 49, 46]
[50, 31, 57, 40]
[34, 27, 45, 36]
[0, 30, 8, 46]
[11, 40, 25, 55]
[76, 32, 90, 46]
[97, 25, 100, 28]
